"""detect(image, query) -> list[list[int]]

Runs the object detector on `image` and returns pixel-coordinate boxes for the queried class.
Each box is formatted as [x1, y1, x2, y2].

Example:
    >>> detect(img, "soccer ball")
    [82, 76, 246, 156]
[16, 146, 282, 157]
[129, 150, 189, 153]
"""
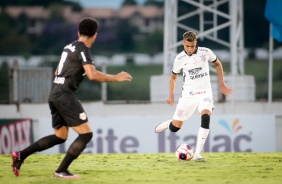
[175, 144, 194, 161]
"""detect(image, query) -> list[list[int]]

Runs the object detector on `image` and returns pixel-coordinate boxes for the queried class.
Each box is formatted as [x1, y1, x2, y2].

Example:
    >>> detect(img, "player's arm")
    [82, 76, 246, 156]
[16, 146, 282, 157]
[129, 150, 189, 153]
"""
[166, 73, 178, 106]
[54, 67, 58, 76]
[213, 59, 232, 96]
[83, 64, 132, 82]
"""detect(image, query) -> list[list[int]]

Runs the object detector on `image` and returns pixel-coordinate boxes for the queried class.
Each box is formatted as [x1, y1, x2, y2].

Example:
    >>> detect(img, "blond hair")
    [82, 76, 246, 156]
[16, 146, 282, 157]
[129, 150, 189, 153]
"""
[183, 31, 197, 42]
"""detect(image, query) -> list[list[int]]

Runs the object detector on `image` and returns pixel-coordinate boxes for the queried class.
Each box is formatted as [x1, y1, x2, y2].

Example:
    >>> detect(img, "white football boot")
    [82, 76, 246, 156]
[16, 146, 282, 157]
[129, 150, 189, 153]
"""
[155, 119, 172, 133]
[193, 153, 205, 161]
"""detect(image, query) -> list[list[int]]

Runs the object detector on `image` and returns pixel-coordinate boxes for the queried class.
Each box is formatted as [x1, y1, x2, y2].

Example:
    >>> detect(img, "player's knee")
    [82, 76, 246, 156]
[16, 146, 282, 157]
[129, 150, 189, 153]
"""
[79, 132, 93, 143]
[67, 132, 93, 158]
[169, 122, 180, 132]
[201, 114, 210, 129]
[55, 136, 67, 144]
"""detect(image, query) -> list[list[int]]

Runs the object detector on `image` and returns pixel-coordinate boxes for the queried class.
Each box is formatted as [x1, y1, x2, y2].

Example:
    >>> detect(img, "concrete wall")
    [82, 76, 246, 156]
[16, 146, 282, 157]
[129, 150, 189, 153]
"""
[0, 102, 282, 152]
[0, 101, 281, 152]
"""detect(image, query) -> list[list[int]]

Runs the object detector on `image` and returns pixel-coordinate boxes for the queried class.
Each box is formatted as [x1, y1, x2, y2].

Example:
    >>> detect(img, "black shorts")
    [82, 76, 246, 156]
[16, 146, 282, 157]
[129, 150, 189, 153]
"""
[49, 93, 88, 129]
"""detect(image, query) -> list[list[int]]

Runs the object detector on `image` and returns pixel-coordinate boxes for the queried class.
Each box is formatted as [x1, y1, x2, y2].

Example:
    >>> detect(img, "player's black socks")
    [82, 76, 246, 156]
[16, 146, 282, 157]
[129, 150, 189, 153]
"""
[201, 114, 210, 129]
[20, 135, 66, 160]
[169, 122, 180, 132]
[56, 132, 93, 172]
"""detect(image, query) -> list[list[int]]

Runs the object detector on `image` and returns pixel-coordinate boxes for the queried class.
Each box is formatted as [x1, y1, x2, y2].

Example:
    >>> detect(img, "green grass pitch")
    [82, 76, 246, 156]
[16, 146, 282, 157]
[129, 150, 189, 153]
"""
[1, 153, 282, 184]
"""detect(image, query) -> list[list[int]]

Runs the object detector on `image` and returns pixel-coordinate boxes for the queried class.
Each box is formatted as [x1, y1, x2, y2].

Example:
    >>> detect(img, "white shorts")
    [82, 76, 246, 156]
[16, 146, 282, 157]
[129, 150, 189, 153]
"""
[172, 96, 214, 121]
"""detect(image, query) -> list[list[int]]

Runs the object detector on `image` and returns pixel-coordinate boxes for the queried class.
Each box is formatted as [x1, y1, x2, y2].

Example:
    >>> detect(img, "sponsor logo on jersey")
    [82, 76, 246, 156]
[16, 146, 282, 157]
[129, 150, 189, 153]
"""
[188, 67, 208, 80]
[53, 77, 65, 84]
[189, 72, 208, 80]
[189, 91, 207, 95]
[79, 112, 87, 120]
[188, 67, 202, 75]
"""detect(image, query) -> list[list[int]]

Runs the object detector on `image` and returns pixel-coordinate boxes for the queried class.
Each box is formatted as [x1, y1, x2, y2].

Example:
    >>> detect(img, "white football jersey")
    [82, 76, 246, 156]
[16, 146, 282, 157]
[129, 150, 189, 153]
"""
[172, 46, 217, 98]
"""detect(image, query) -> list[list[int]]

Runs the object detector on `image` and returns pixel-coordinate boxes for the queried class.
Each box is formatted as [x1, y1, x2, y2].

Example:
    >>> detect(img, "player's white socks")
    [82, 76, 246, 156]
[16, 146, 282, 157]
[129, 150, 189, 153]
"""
[195, 127, 210, 155]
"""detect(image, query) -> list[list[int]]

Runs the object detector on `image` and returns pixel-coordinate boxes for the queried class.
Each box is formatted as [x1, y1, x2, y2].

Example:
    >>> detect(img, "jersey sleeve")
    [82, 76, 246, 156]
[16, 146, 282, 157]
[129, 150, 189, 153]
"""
[207, 48, 217, 63]
[78, 47, 94, 65]
[172, 56, 182, 74]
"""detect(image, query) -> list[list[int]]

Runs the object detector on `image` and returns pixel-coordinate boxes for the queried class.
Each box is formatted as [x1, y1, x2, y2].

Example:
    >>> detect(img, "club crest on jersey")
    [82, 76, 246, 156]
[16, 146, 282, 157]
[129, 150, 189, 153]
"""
[79, 112, 87, 120]
[200, 54, 207, 62]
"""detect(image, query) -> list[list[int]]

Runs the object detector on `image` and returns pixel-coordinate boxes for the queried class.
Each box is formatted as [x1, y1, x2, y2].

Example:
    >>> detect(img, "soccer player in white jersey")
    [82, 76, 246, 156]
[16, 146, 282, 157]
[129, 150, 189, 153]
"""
[155, 31, 232, 160]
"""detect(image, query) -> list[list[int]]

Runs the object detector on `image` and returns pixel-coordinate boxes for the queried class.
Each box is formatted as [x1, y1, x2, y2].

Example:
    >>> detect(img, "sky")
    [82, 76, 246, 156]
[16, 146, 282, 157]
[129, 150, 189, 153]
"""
[67, 0, 147, 9]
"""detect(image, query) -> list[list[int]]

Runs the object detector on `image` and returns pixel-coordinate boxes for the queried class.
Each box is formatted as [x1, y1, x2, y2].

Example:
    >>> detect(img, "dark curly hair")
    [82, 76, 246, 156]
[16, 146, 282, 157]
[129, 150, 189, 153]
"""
[78, 17, 99, 37]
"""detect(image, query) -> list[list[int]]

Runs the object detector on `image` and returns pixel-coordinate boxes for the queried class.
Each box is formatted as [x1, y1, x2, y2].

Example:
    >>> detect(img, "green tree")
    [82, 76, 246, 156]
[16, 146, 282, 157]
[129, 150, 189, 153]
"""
[0, 62, 10, 103]
[135, 31, 163, 54]
[0, 11, 15, 37]
[48, 3, 65, 21]
[121, 0, 138, 6]
[30, 3, 76, 55]
[145, 31, 164, 54]
[32, 20, 75, 55]
[114, 20, 138, 52]
[0, 0, 80, 7]
[0, 0, 82, 12]
[144, 0, 163, 7]
[0, 34, 30, 55]
[0, 11, 30, 55]
[15, 13, 29, 34]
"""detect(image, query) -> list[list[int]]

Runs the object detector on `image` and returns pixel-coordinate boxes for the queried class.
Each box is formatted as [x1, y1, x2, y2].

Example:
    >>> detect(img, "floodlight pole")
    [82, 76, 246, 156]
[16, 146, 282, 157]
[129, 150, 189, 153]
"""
[268, 24, 273, 112]
[163, 0, 244, 75]
[163, 0, 177, 74]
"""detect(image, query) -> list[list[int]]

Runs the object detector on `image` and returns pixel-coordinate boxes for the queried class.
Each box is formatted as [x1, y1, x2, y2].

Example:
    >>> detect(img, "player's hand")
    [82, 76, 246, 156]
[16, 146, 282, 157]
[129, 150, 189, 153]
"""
[220, 84, 233, 96]
[116, 71, 133, 82]
[166, 95, 174, 106]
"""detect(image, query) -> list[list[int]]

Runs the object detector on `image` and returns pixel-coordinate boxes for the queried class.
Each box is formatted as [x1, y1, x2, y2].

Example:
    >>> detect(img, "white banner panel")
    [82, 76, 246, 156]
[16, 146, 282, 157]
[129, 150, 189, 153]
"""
[34, 115, 275, 154]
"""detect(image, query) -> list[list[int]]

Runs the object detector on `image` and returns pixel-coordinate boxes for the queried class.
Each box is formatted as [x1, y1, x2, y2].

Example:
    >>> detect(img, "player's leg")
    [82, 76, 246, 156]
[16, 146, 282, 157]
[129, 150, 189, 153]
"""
[53, 96, 92, 178]
[155, 98, 197, 133]
[11, 131, 67, 176]
[54, 122, 92, 178]
[193, 97, 214, 160]
[155, 119, 183, 133]
[11, 102, 67, 177]
[11, 127, 67, 176]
